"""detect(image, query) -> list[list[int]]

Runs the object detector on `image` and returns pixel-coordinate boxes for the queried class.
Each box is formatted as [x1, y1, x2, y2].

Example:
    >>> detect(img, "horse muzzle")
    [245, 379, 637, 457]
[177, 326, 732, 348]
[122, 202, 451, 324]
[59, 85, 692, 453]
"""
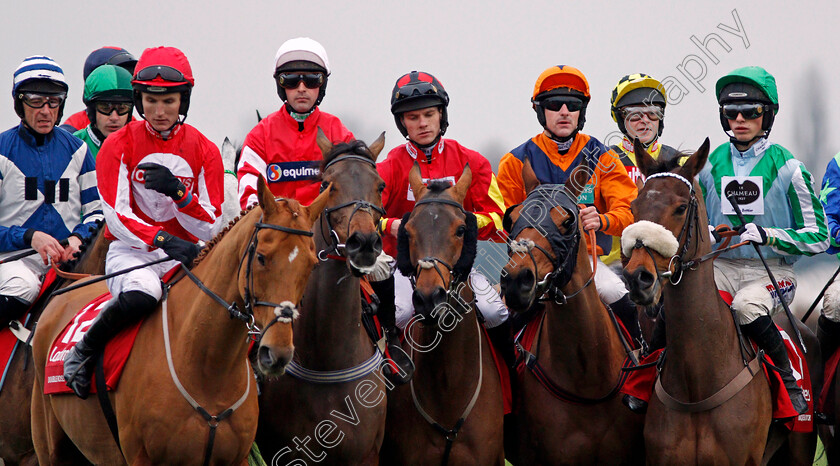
[345, 231, 382, 274]
[257, 344, 294, 377]
[500, 267, 537, 313]
[412, 286, 448, 326]
[622, 266, 659, 307]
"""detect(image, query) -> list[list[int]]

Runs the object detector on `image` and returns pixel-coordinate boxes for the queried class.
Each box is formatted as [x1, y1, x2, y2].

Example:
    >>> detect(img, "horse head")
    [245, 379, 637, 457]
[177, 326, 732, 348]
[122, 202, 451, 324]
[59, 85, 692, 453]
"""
[396, 163, 477, 327]
[622, 138, 710, 310]
[241, 176, 330, 376]
[316, 129, 387, 274]
[500, 159, 589, 312]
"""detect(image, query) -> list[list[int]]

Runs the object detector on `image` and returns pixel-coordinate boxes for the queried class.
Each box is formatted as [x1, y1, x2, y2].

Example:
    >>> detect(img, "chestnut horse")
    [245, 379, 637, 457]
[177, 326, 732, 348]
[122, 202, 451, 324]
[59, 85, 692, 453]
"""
[499, 160, 644, 465]
[255, 132, 389, 465]
[380, 164, 505, 465]
[31, 177, 328, 464]
[0, 224, 109, 466]
[623, 138, 819, 465]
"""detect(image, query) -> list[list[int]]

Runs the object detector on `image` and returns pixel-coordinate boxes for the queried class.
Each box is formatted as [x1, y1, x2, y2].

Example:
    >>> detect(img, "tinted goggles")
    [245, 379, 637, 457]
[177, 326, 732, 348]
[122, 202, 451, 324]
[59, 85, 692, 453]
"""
[721, 103, 766, 120]
[19, 93, 66, 109]
[539, 96, 584, 112]
[135, 65, 186, 83]
[95, 101, 133, 116]
[395, 81, 438, 99]
[622, 105, 663, 122]
[275, 72, 325, 89]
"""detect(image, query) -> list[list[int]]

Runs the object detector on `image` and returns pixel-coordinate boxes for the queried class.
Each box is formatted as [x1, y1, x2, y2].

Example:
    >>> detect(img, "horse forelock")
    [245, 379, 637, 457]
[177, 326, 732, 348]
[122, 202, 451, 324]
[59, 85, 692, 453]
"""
[320, 140, 374, 171]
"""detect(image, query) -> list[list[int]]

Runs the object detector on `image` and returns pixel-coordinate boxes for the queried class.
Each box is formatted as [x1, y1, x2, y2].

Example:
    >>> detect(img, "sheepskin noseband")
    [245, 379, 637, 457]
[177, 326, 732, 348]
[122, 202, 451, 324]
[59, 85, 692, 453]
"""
[621, 220, 680, 258]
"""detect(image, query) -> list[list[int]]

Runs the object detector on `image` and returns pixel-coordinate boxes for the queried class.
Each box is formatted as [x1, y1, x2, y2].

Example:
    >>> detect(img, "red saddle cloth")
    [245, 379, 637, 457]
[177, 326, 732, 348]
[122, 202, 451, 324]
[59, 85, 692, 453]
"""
[620, 330, 812, 433]
[818, 347, 840, 418]
[43, 292, 142, 395]
[481, 326, 512, 415]
[0, 269, 60, 394]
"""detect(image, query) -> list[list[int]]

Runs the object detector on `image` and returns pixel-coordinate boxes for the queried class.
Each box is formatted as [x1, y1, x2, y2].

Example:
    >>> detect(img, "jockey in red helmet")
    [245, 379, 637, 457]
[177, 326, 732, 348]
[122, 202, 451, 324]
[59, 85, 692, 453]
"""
[63, 47, 223, 399]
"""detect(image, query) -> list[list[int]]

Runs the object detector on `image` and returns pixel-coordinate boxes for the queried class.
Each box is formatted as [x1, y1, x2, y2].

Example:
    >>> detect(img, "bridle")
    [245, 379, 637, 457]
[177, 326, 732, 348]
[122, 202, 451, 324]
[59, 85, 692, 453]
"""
[506, 185, 594, 306]
[628, 171, 700, 287]
[398, 197, 477, 313]
[178, 215, 314, 340]
[316, 154, 386, 260]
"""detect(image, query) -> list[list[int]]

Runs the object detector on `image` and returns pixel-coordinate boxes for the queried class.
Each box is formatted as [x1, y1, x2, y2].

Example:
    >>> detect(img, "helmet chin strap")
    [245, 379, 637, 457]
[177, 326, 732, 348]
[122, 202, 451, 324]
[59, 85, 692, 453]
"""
[729, 130, 770, 149]
[408, 132, 442, 163]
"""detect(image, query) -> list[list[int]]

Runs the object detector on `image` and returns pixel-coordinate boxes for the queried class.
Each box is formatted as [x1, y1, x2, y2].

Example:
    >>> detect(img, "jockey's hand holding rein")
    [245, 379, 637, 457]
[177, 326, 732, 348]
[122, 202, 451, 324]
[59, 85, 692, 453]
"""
[579, 205, 602, 231]
[30, 231, 82, 265]
[738, 222, 768, 245]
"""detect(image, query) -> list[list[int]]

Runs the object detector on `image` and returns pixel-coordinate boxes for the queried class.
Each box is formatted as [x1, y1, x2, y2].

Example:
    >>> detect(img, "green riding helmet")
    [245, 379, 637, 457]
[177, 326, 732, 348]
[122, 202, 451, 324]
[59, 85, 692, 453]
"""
[716, 66, 778, 134]
[83, 64, 134, 124]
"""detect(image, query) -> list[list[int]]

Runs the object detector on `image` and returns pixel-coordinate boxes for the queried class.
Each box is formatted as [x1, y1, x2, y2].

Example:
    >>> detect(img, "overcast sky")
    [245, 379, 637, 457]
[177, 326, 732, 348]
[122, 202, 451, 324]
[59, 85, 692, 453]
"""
[1, 0, 837, 179]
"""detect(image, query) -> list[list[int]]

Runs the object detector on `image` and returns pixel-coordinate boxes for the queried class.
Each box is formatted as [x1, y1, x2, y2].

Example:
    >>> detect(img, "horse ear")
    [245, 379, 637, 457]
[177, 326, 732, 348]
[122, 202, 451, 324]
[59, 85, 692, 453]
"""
[367, 132, 386, 160]
[257, 175, 277, 216]
[522, 157, 540, 194]
[564, 164, 591, 202]
[452, 163, 472, 204]
[634, 138, 657, 178]
[678, 138, 710, 180]
[409, 163, 426, 200]
[316, 128, 333, 157]
[304, 182, 331, 224]
[221, 137, 237, 174]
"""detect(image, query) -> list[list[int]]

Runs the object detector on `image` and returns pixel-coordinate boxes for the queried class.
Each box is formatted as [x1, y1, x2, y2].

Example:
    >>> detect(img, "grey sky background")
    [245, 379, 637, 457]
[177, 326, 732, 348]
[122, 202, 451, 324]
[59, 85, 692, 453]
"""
[2, 1, 836, 177]
[1, 0, 838, 314]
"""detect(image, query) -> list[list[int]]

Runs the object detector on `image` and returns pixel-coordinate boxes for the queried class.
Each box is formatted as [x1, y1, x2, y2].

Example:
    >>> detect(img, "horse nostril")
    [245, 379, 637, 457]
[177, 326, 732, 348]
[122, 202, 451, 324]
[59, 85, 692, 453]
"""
[625, 268, 655, 290]
[345, 233, 363, 254]
[257, 346, 275, 368]
[371, 234, 383, 255]
[518, 268, 535, 293]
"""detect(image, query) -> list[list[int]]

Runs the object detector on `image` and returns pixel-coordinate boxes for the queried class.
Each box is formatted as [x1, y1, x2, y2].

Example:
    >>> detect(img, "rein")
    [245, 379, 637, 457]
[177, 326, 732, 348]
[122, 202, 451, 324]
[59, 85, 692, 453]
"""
[409, 317, 483, 466]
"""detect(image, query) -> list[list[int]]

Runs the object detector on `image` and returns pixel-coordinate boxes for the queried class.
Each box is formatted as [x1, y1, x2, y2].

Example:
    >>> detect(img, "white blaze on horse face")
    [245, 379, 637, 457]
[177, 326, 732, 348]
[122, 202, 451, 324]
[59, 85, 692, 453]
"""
[288, 246, 299, 263]
[644, 189, 662, 200]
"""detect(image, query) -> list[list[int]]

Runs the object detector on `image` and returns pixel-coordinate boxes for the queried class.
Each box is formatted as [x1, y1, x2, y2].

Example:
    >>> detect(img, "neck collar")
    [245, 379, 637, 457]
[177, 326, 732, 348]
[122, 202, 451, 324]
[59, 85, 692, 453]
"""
[19, 122, 52, 146]
[546, 130, 578, 153]
[731, 137, 770, 159]
[285, 102, 315, 122]
[406, 138, 445, 162]
[144, 120, 182, 140]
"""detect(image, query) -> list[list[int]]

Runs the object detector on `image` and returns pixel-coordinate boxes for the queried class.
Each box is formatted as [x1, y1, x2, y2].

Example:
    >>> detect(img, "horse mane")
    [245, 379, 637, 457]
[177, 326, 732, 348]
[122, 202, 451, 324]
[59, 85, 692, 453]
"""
[193, 203, 261, 265]
[426, 180, 452, 195]
[320, 140, 374, 171]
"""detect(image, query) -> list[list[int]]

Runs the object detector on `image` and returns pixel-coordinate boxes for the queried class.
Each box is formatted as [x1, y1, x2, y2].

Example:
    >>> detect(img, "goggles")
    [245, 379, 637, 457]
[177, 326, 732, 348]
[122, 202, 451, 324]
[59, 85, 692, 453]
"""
[721, 102, 766, 120]
[134, 65, 187, 83]
[95, 101, 133, 116]
[275, 72, 325, 89]
[19, 93, 66, 109]
[622, 105, 663, 122]
[539, 96, 584, 112]
[395, 80, 439, 100]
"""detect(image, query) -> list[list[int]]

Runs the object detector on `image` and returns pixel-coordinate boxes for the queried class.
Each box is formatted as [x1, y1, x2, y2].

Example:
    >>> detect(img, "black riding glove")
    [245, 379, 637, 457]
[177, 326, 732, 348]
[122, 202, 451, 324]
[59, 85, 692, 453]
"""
[153, 231, 201, 266]
[138, 163, 187, 201]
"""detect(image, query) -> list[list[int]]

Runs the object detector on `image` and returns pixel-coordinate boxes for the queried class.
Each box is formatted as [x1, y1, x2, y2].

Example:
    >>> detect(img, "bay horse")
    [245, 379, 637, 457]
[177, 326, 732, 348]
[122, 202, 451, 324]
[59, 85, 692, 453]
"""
[255, 132, 389, 465]
[623, 138, 819, 465]
[379, 163, 505, 465]
[31, 177, 328, 464]
[0, 224, 109, 466]
[499, 159, 645, 465]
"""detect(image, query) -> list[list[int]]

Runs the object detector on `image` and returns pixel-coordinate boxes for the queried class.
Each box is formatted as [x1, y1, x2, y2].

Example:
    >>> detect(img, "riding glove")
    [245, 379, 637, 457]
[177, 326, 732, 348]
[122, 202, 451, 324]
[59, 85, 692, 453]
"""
[738, 223, 767, 245]
[153, 231, 201, 266]
[708, 225, 721, 245]
[138, 163, 187, 201]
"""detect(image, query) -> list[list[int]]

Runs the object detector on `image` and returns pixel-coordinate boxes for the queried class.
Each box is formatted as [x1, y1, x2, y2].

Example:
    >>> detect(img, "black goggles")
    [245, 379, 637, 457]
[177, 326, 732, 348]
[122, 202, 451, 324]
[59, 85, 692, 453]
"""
[721, 102, 766, 120]
[275, 72, 325, 89]
[539, 96, 584, 112]
[135, 65, 186, 83]
[19, 93, 66, 109]
[395, 81, 438, 99]
[95, 101, 133, 116]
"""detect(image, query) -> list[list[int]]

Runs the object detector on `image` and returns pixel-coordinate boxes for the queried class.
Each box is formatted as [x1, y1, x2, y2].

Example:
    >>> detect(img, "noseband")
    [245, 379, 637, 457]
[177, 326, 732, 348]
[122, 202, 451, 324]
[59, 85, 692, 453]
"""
[626, 171, 700, 286]
[505, 185, 590, 305]
[317, 154, 386, 259]
[179, 215, 313, 340]
[396, 197, 478, 310]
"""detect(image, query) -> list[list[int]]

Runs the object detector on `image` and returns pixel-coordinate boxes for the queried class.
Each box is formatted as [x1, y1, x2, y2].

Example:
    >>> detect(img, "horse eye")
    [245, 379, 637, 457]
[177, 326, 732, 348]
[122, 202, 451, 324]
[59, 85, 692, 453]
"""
[562, 218, 574, 230]
[456, 225, 466, 237]
[320, 181, 329, 192]
[378, 182, 386, 193]
[675, 204, 688, 215]
[257, 253, 266, 266]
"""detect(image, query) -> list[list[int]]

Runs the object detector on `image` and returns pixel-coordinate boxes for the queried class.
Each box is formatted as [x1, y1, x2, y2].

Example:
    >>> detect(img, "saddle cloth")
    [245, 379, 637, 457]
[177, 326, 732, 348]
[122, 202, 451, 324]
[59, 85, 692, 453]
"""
[43, 292, 142, 395]
[0, 268, 59, 394]
[818, 346, 840, 419]
[620, 329, 812, 432]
